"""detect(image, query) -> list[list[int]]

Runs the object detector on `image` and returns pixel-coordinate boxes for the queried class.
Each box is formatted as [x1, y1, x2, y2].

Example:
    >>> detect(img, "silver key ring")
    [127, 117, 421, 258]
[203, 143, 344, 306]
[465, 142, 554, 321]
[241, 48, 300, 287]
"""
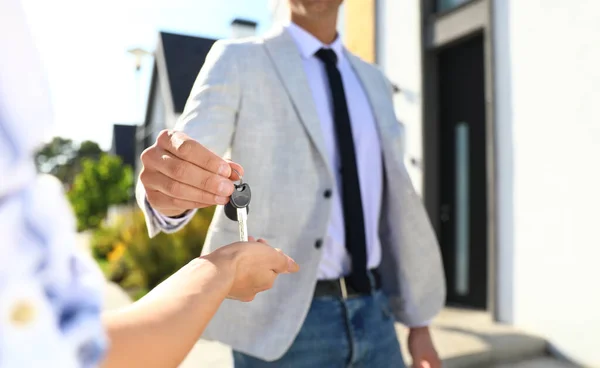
[231, 168, 243, 186]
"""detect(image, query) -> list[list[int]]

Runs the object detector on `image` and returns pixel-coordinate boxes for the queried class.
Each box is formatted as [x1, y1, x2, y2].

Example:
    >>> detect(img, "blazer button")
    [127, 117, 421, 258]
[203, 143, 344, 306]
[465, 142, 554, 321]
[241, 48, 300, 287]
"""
[315, 239, 323, 249]
[323, 189, 332, 198]
[10, 300, 36, 326]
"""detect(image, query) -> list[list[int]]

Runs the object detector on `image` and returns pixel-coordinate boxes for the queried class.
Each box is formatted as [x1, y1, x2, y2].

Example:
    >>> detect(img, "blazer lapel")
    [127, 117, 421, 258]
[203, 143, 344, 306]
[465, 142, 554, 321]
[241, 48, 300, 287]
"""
[263, 28, 333, 176]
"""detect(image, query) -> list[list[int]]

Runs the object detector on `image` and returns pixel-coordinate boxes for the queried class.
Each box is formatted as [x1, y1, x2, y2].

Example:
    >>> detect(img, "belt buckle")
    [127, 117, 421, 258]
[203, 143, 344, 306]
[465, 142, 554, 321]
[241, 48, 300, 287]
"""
[339, 277, 348, 299]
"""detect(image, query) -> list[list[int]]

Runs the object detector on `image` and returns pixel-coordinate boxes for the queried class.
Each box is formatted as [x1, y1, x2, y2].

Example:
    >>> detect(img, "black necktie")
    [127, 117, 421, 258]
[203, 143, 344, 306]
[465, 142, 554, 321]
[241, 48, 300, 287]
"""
[315, 48, 370, 292]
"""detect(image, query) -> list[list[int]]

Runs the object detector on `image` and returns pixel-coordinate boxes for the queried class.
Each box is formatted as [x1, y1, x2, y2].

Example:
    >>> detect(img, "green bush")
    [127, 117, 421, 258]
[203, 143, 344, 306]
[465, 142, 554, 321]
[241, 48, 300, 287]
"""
[91, 223, 122, 261]
[68, 154, 133, 232]
[90, 207, 215, 299]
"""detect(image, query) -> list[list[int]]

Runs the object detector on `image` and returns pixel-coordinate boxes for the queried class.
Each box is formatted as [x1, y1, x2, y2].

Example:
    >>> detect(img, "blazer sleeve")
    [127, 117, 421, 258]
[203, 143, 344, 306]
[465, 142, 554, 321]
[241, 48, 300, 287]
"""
[137, 40, 242, 238]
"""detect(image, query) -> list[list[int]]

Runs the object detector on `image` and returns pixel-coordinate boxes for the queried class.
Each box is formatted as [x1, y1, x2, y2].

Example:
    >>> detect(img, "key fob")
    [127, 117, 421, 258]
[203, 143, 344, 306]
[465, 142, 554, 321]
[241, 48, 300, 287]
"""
[230, 183, 251, 208]
[225, 183, 251, 221]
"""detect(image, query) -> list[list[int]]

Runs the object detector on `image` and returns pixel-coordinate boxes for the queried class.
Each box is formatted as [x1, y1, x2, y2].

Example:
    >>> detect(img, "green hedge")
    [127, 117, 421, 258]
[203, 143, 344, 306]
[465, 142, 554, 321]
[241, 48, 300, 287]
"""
[91, 208, 215, 299]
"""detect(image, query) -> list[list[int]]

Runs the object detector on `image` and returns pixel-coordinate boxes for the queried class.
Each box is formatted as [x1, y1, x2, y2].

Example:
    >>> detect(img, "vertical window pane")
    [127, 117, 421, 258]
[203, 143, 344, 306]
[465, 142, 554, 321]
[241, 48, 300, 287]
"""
[455, 122, 470, 295]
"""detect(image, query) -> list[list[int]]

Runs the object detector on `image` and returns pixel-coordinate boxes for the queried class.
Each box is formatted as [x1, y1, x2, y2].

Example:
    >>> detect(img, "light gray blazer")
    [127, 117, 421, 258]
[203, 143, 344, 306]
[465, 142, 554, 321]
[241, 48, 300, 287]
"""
[137, 27, 445, 361]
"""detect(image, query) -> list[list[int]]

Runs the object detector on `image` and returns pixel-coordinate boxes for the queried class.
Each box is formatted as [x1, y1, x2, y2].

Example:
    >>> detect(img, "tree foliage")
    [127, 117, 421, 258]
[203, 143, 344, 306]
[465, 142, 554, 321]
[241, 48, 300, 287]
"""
[68, 154, 134, 231]
[35, 137, 103, 188]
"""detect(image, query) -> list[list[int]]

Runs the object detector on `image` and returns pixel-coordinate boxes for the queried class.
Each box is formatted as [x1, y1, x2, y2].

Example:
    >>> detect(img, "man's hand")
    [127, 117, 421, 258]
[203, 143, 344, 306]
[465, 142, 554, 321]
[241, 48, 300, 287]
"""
[139, 130, 243, 217]
[408, 327, 441, 368]
[202, 237, 300, 302]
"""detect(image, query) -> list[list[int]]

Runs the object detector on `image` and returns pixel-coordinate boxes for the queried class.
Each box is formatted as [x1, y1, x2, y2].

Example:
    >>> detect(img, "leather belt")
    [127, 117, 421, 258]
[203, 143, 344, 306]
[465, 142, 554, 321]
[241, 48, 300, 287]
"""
[314, 269, 382, 299]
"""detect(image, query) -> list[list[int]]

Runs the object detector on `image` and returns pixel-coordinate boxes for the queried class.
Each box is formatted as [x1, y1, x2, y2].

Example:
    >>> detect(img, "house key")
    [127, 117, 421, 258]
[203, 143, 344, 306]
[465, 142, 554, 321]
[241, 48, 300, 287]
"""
[224, 170, 251, 242]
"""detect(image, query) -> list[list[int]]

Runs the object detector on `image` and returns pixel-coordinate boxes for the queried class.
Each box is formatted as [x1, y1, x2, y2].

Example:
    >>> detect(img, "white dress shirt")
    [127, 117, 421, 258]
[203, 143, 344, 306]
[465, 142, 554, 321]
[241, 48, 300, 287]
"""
[0, 0, 107, 365]
[150, 22, 384, 280]
[285, 23, 384, 279]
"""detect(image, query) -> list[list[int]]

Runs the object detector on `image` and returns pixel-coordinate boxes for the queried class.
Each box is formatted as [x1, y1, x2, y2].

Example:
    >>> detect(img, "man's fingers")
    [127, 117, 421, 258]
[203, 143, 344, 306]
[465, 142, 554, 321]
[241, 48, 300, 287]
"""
[142, 170, 230, 205]
[154, 152, 235, 197]
[144, 169, 230, 210]
[145, 189, 212, 213]
[158, 130, 231, 178]
[225, 160, 244, 181]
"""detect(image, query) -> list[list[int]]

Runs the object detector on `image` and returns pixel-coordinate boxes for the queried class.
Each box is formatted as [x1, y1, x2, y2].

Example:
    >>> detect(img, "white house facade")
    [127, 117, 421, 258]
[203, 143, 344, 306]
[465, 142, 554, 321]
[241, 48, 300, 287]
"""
[274, 0, 600, 366]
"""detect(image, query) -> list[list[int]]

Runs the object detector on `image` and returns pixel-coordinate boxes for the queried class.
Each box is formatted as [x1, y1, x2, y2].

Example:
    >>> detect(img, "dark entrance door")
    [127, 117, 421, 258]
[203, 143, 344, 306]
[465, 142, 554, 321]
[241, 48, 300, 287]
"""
[437, 34, 488, 309]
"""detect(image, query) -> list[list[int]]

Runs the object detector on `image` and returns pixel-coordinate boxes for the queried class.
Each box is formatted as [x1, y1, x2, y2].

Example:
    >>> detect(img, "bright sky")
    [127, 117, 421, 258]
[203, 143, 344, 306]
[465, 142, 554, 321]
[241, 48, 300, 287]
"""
[22, 0, 274, 150]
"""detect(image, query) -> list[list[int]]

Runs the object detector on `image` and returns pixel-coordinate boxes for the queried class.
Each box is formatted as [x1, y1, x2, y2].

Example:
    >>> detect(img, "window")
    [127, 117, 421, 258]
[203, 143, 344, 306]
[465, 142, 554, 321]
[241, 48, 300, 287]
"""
[437, 0, 471, 12]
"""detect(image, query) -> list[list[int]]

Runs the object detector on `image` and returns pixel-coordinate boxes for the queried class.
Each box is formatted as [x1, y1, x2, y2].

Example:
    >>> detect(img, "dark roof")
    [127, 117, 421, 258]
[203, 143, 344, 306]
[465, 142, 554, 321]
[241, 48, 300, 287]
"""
[111, 124, 137, 169]
[159, 32, 217, 113]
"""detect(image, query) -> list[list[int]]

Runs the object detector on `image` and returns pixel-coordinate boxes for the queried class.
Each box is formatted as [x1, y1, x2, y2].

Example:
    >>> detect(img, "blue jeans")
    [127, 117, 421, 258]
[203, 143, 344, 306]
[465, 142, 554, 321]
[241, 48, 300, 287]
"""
[233, 290, 406, 368]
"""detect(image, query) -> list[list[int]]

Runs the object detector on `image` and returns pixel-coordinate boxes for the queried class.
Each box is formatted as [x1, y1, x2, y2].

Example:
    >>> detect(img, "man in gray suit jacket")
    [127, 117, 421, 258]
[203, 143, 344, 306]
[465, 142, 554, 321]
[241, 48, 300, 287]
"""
[137, 0, 445, 366]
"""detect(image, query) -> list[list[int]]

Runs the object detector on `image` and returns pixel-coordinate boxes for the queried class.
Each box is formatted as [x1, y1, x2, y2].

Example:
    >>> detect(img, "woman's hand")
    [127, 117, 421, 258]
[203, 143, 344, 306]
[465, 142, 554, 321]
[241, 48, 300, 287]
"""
[101, 237, 298, 368]
[202, 237, 299, 302]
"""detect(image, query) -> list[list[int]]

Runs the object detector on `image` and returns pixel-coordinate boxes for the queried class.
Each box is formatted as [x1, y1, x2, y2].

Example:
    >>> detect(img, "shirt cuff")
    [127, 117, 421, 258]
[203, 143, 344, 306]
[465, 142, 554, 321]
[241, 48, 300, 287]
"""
[406, 319, 433, 329]
[145, 198, 196, 234]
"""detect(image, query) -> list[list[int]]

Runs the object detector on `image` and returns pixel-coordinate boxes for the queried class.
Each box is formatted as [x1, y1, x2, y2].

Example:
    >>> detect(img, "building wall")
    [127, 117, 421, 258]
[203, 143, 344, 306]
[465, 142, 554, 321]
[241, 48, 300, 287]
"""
[377, 0, 600, 365]
[149, 77, 167, 142]
[136, 75, 168, 176]
[344, 0, 375, 63]
[493, 1, 600, 366]
[376, 0, 424, 194]
[231, 22, 257, 38]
